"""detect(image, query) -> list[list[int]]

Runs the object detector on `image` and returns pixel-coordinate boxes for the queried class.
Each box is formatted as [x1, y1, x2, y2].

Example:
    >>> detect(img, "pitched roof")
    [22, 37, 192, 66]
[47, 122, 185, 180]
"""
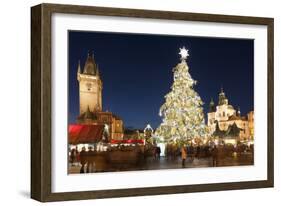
[213, 121, 225, 137]
[225, 122, 242, 138]
[77, 106, 98, 120]
[228, 115, 247, 121]
[212, 121, 242, 138]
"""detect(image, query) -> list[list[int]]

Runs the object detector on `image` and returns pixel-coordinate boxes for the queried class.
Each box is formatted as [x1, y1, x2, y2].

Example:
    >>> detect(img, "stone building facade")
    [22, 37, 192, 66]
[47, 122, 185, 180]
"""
[76, 52, 124, 140]
[207, 88, 253, 142]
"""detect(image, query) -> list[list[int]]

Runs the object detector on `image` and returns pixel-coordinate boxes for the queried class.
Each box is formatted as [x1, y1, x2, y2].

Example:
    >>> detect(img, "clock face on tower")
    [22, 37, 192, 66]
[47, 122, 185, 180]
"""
[86, 82, 92, 91]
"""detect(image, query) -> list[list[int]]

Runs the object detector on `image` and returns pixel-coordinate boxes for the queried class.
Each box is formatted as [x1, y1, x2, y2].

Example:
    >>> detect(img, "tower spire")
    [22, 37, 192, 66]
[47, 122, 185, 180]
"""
[96, 64, 100, 76]
[218, 87, 228, 105]
[83, 50, 99, 75]
[77, 60, 81, 74]
[237, 106, 241, 117]
[88, 50, 93, 57]
[209, 97, 215, 112]
[221, 86, 224, 93]
[85, 105, 93, 119]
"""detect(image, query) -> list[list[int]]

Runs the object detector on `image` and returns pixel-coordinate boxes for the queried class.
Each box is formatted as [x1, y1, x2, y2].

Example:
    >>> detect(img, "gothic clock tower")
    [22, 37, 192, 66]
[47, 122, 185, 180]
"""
[77, 52, 102, 115]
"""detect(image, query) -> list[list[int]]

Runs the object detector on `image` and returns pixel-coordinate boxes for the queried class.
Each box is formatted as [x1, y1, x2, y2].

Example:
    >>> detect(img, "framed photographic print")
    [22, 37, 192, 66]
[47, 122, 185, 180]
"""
[31, 3, 274, 202]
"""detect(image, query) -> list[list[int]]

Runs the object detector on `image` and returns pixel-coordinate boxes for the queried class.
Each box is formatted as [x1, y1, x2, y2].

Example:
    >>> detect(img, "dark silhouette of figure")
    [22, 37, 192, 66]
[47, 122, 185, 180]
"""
[172, 145, 177, 160]
[70, 148, 76, 165]
[204, 145, 210, 158]
[153, 146, 157, 160]
[181, 146, 187, 168]
[86, 146, 95, 173]
[212, 145, 219, 167]
[196, 145, 201, 159]
[79, 147, 87, 173]
[156, 146, 161, 160]
[189, 144, 195, 162]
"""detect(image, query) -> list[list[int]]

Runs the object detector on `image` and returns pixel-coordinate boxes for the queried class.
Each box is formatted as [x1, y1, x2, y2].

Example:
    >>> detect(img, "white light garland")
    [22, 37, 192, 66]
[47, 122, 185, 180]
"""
[155, 47, 208, 142]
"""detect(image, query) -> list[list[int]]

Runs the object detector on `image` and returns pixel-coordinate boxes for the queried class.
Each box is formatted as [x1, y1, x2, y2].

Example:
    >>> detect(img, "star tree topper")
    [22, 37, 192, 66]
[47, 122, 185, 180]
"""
[179, 46, 189, 60]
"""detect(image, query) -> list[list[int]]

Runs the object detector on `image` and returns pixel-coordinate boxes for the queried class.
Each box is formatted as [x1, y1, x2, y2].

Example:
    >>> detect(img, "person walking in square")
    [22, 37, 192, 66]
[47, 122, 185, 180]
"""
[181, 145, 187, 167]
[189, 144, 195, 162]
[86, 146, 95, 173]
[196, 145, 201, 159]
[212, 145, 219, 167]
[156, 146, 161, 160]
[79, 147, 87, 173]
[70, 148, 76, 166]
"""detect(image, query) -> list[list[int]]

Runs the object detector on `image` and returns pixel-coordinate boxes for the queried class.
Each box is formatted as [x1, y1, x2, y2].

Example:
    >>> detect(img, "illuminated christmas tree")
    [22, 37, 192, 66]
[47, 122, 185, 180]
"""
[155, 47, 207, 143]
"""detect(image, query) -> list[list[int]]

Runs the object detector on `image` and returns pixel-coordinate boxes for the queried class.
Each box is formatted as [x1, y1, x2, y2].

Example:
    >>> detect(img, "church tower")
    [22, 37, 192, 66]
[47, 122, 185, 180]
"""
[208, 98, 216, 126]
[77, 51, 102, 115]
[218, 87, 228, 105]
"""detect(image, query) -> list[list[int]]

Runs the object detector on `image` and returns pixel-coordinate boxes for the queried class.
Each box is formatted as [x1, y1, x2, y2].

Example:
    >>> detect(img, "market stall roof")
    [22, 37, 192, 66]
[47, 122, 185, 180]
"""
[69, 124, 104, 144]
[110, 139, 144, 144]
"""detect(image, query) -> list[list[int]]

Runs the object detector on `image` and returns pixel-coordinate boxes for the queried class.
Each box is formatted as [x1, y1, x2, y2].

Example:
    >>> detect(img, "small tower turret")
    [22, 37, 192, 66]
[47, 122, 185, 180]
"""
[77, 60, 81, 74]
[96, 64, 100, 76]
[209, 98, 216, 113]
[237, 106, 241, 117]
[218, 87, 228, 105]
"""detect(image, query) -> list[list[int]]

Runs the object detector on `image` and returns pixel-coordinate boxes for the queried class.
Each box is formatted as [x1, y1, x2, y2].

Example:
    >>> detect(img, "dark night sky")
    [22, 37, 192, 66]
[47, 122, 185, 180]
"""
[68, 31, 254, 129]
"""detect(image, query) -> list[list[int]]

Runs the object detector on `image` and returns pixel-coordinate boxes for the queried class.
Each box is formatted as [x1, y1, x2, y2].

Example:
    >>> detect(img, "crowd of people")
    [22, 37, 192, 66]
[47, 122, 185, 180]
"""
[168, 143, 253, 167]
[70, 146, 105, 173]
[69, 142, 254, 173]
[165, 144, 212, 161]
[179, 144, 214, 167]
